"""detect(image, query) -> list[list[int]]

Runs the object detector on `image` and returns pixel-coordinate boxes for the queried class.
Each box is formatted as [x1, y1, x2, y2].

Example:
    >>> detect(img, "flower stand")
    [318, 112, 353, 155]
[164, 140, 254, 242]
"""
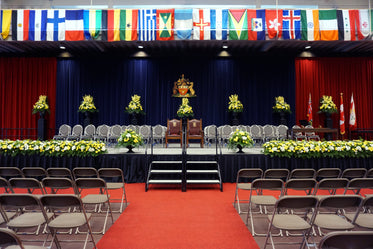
[37, 111, 47, 141]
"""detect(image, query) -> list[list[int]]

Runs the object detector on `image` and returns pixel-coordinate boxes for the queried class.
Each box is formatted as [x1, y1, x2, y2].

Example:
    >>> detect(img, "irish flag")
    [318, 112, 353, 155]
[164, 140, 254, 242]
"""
[319, 10, 338, 41]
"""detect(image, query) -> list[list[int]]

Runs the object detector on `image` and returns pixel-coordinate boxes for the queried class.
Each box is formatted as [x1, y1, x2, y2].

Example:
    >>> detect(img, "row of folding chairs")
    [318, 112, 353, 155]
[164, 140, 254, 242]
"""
[0, 167, 127, 213]
[0, 193, 97, 249]
[255, 194, 373, 249]
[234, 168, 373, 214]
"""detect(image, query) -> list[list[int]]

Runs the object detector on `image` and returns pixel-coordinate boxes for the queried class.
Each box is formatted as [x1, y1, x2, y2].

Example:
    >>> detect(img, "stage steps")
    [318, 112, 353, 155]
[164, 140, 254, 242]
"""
[146, 160, 223, 192]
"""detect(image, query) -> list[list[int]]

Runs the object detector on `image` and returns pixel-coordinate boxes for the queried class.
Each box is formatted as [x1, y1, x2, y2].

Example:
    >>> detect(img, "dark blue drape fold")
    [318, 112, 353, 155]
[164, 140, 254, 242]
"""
[56, 56, 295, 128]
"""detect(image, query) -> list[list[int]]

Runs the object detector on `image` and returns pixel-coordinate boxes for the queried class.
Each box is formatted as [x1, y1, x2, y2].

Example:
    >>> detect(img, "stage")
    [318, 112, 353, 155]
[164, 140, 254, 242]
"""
[0, 143, 372, 183]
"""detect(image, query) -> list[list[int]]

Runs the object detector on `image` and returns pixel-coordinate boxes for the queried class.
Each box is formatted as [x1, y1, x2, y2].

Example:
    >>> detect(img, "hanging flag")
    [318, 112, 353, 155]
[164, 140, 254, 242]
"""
[357, 9, 370, 40]
[307, 93, 313, 125]
[337, 10, 358, 41]
[156, 9, 174, 41]
[319, 10, 338, 41]
[46, 9, 65, 41]
[247, 9, 265, 40]
[282, 10, 301, 40]
[210, 9, 228, 40]
[83, 9, 102, 40]
[340, 93, 345, 135]
[138, 9, 156, 41]
[101, 10, 108, 41]
[229, 9, 248, 40]
[301, 9, 320, 41]
[65, 10, 84, 41]
[174, 9, 193, 40]
[266, 9, 283, 39]
[29, 10, 47, 41]
[106, 9, 138, 41]
[11, 9, 30, 41]
[349, 93, 357, 130]
[0, 10, 12, 39]
[193, 9, 211, 40]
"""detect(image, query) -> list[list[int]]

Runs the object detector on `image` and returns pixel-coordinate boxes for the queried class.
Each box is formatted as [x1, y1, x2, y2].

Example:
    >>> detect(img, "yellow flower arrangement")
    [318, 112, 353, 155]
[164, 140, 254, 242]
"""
[272, 96, 291, 114]
[228, 129, 254, 150]
[177, 97, 194, 118]
[228, 94, 243, 112]
[0, 139, 106, 157]
[125, 94, 145, 115]
[263, 140, 373, 158]
[117, 129, 144, 148]
[319, 95, 337, 114]
[79, 95, 98, 113]
[32, 95, 49, 114]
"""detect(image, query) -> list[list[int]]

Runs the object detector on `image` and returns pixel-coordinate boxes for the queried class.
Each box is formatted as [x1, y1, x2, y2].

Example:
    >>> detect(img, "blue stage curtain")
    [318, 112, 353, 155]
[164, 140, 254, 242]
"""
[56, 57, 295, 128]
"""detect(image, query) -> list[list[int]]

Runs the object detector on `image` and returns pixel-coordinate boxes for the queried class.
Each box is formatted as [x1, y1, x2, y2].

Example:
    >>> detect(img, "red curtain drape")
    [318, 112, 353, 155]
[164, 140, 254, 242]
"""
[295, 57, 373, 137]
[0, 57, 57, 139]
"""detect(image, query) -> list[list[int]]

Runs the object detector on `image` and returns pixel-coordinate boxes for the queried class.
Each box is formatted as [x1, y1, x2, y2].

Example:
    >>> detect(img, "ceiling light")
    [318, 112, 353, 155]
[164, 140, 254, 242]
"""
[138, 45, 144, 49]
[305, 45, 311, 50]
[60, 46, 66, 50]
[222, 45, 228, 49]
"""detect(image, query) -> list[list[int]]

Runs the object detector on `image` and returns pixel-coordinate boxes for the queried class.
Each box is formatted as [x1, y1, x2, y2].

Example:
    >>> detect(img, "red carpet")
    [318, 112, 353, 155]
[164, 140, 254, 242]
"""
[97, 183, 259, 249]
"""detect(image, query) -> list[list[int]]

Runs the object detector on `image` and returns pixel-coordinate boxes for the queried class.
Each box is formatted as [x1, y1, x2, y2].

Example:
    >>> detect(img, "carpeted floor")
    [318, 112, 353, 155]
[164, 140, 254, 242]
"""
[98, 183, 259, 249]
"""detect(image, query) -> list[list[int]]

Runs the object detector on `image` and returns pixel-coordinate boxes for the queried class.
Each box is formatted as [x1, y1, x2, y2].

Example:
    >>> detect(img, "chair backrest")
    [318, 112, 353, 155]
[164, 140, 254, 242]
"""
[304, 124, 316, 135]
[75, 178, 107, 190]
[139, 125, 151, 138]
[341, 168, 367, 179]
[319, 195, 363, 209]
[21, 167, 47, 178]
[276, 195, 318, 210]
[319, 231, 373, 249]
[236, 168, 263, 182]
[315, 178, 349, 194]
[221, 125, 232, 138]
[110, 125, 122, 137]
[98, 168, 124, 182]
[263, 168, 289, 181]
[42, 177, 77, 194]
[188, 119, 202, 136]
[284, 178, 317, 195]
[277, 125, 288, 138]
[59, 124, 71, 136]
[250, 125, 262, 137]
[251, 178, 284, 191]
[71, 124, 83, 136]
[0, 177, 13, 193]
[263, 124, 274, 136]
[292, 124, 303, 136]
[346, 178, 373, 195]
[0, 167, 23, 179]
[289, 168, 316, 179]
[167, 119, 181, 135]
[84, 124, 96, 136]
[40, 194, 84, 210]
[9, 178, 44, 194]
[367, 168, 373, 178]
[47, 167, 73, 178]
[237, 125, 246, 132]
[0, 193, 42, 210]
[153, 124, 164, 138]
[126, 125, 138, 133]
[73, 167, 99, 179]
[316, 168, 341, 179]
[0, 227, 27, 248]
[99, 124, 110, 136]
[207, 125, 217, 137]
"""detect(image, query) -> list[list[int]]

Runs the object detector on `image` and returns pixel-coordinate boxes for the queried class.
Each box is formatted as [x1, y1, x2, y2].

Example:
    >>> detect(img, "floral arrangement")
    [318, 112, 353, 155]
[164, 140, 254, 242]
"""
[272, 96, 291, 114]
[228, 94, 243, 112]
[319, 95, 337, 114]
[78, 95, 98, 113]
[117, 129, 144, 148]
[263, 140, 373, 159]
[228, 129, 254, 150]
[0, 139, 106, 157]
[125, 94, 145, 115]
[32, 95, 49, 114]
[177, 97, 194, 118]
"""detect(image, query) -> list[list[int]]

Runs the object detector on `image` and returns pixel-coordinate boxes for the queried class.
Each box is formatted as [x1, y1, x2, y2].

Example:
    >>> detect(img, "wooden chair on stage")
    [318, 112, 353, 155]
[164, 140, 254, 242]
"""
[165, 119, 182, 147]
[187, 119, 204, 148]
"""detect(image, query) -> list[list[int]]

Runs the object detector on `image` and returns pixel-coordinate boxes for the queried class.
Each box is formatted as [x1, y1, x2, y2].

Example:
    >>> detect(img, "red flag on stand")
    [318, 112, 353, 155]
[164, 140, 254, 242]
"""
[307, 93, 313, 125]
[340, 93, 345, 135]
[349, 93, 357, 130]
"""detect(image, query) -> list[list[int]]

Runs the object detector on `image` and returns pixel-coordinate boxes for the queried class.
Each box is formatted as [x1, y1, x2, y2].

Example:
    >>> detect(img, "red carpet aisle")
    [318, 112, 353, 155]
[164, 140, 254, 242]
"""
[97, 183, 259, 249]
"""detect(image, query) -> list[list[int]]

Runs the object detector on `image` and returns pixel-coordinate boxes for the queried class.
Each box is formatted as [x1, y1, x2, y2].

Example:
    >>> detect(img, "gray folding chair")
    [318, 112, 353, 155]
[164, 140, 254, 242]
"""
[345, 178, 373, 196]
[98, 168, 128, 213]
[40, 194, 97, 249]
[345, 195, 373, 229]
[312, 195, 363, 236]
[284, 178, 317, 196]
[316, 168, 341, 180]
[0, 177, 13, 193]
[75, 178, 114, 234]
[22, 167, 47, 180]
[264, 168, 289, 181]
[42, 177, 77, 195]
[313, 178, 349, 199]
[0, 227, 48, 249]
[263, 196, 318, 249]
[318, 231, 373, 249]
[246, 179, 284, 236]
[233, 168, 263, 214]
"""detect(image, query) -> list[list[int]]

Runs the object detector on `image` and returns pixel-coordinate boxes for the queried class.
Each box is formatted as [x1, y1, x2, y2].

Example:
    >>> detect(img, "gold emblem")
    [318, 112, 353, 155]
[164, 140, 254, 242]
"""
[172, 74, 196, 98]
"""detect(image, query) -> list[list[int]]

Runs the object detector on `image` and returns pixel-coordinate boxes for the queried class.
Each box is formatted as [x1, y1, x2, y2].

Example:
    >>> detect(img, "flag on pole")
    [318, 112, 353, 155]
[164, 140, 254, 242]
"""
[349, 93, 357, 130]
[307, 93, 313, 125]
[0, 10, 12, 39]
[340, 93, 345, 135]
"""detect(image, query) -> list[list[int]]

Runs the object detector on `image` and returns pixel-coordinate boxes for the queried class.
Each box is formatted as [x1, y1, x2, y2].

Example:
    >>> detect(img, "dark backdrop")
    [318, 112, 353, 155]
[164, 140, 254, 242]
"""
[56, 56, 296, 128]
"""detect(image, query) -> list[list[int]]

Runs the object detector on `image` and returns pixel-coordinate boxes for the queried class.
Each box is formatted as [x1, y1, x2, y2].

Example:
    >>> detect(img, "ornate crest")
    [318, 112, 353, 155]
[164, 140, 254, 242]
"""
[172, 74, 196, 97]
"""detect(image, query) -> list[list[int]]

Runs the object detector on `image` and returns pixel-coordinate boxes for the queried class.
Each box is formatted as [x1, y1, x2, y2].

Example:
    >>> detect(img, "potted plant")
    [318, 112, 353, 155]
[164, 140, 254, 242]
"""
[228, 129, 254, 153]
[78, 95, 98, 127]
[117, 129, 144, 153]
[32, 95, 50, 141]
[319, 95, 337, 128]
[272, 96, 291, 125]
[228, 94, 243, 125]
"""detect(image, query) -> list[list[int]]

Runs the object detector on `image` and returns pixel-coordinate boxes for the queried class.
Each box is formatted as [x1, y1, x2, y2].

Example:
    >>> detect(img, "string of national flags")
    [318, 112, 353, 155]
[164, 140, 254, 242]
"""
[307, 93, 357, 136]
[0, 8, 373, 41]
